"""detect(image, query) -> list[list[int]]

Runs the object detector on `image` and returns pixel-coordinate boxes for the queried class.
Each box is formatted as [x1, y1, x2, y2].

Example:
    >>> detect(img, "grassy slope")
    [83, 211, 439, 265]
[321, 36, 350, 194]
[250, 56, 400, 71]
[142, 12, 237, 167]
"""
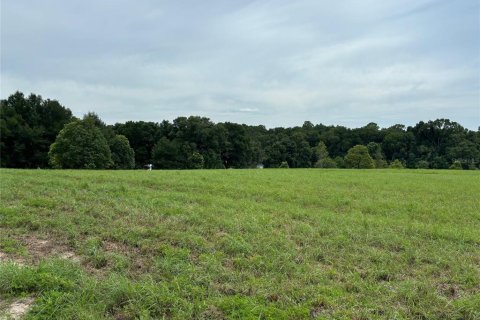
[0, 169, 479, 319]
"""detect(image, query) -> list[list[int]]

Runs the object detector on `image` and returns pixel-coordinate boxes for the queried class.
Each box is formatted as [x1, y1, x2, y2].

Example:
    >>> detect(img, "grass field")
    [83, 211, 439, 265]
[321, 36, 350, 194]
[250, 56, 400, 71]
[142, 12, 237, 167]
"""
[0, 169, 479, 319]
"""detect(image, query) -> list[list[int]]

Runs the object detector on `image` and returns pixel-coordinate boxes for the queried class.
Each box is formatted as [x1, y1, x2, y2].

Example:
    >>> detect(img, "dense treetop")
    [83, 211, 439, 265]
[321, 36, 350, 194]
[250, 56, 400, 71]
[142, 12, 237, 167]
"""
[48, 119, 113, 169]
[0, 91, 74, 168]
[1, 91, 479, 169]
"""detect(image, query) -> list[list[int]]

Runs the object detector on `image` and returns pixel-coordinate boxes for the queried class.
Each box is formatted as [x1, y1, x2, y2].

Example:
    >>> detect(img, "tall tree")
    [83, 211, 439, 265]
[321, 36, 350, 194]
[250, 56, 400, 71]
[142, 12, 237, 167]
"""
[110, 135, 135, 169]
[221, 122, 255, 168]
[49, 119, 112, 169]
[367, 142, 387, 168]
[113, 121, 160, 167]
[345, 145, 375, 169]
[0, 92, 74, 168]
[152, 137, 184, 169]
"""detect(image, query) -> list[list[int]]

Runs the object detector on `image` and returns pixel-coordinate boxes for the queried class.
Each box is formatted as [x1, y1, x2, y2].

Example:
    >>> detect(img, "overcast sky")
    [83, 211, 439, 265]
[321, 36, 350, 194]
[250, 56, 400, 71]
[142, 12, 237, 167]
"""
[1, 0, 479, 129]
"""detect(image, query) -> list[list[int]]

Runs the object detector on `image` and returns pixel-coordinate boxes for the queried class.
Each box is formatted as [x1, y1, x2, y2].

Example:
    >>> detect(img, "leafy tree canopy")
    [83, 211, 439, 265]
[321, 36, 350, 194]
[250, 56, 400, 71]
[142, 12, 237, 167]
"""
[449, 160, 463, 170]
[110, 135, 135, 169]
[48, 119, 112, 169]
[1, 91, 74, 168]
[389, 159, 405, 169]
[345, 145, 375, 169]
[2, 91, 479, 170]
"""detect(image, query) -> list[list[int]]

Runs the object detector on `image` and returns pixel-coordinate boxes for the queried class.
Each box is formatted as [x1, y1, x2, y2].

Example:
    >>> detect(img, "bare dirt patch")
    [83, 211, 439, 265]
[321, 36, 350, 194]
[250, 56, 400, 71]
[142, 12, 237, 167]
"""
[0, 297, 34, 320]
[199, 305, 225, 320]
[21, 235, 77, 262]
[0, 250, 25, 266]
[438, 283, 461, 300]
[103, 240, 140, 256]
[309, 301, 328, 318]
[0, 235, 80, 265]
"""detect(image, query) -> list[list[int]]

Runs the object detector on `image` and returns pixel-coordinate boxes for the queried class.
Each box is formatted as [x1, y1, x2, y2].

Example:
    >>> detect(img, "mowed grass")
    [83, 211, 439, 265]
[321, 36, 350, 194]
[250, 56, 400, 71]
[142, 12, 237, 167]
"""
[0, 169, 479, 319]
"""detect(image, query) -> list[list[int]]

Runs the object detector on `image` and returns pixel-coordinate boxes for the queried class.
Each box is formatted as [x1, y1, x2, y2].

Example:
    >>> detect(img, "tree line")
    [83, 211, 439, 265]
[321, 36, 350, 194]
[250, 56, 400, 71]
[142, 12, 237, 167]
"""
[1, 91, 479, 169]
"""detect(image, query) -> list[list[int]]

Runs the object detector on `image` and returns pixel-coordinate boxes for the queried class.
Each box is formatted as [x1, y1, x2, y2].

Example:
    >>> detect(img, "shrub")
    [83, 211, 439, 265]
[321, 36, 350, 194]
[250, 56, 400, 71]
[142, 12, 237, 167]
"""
[367, 142, 387, 168]
[48, 120, 112, 169]
[449, 160, 463, 170]
[389, 159, 404, 169]
[374, 159, 388, 168]
[416, 160, 430, 169]
[345, 145, 375, 169]
[110, 135, 135, 169]
[279, 161, 289, 168]
[188, 152, 204, 169]
[334, 156, 345, 168]
[314, 142, 329, 161]
[315, 157, 337, 168]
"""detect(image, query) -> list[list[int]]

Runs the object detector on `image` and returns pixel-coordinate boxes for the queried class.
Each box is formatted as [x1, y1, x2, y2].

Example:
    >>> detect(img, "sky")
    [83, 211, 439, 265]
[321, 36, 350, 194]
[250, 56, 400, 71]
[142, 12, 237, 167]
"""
[1, 0, 479, 129]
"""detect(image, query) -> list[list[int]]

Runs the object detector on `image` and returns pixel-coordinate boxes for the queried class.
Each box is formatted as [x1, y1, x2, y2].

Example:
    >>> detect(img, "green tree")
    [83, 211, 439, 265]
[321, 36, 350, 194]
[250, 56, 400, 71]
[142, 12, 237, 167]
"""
[313, 141, 336, 168]
[113, 121, 161, 168]
[4, 90, 480, 172]
[83, 112, 117, 142]
[344, 145, 375, 169]
[367, 142, 387, 168]
[110, 135, 135, 169]
[292, 135, 312, 168]
[48, 120, 112, 169]
[431, 156, 448, 169]
[315, 158, 337, 168]
[0, 91, 74, 168]
[334, 156, 345, 168]
[446, 134, 479, 166]
[314, 141, 329, 161]
[449, 160, 463, 170]
[188, 152, 204, 169]
[152, 137, 184, 169]
[389, 159, 405, 169]
[171, 116, 227, 169]
[264, 140, 287, 168]
[221, 122, 255, 168]
[382, 125, 413, 163]
[279, 161, 289, 168]
[416, 160, 430, 169]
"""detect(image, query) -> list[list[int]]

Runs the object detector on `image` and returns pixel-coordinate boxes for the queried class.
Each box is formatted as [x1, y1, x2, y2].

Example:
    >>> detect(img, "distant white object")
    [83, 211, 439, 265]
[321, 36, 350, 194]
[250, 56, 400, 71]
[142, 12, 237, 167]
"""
[256, 164, 264, 169]
[145, 164, 153, 170]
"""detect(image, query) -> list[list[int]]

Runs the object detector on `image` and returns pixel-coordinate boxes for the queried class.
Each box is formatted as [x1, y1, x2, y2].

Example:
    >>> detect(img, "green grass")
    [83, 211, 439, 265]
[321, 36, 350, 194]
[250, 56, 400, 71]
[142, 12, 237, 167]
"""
[0, 169, 479, 319]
